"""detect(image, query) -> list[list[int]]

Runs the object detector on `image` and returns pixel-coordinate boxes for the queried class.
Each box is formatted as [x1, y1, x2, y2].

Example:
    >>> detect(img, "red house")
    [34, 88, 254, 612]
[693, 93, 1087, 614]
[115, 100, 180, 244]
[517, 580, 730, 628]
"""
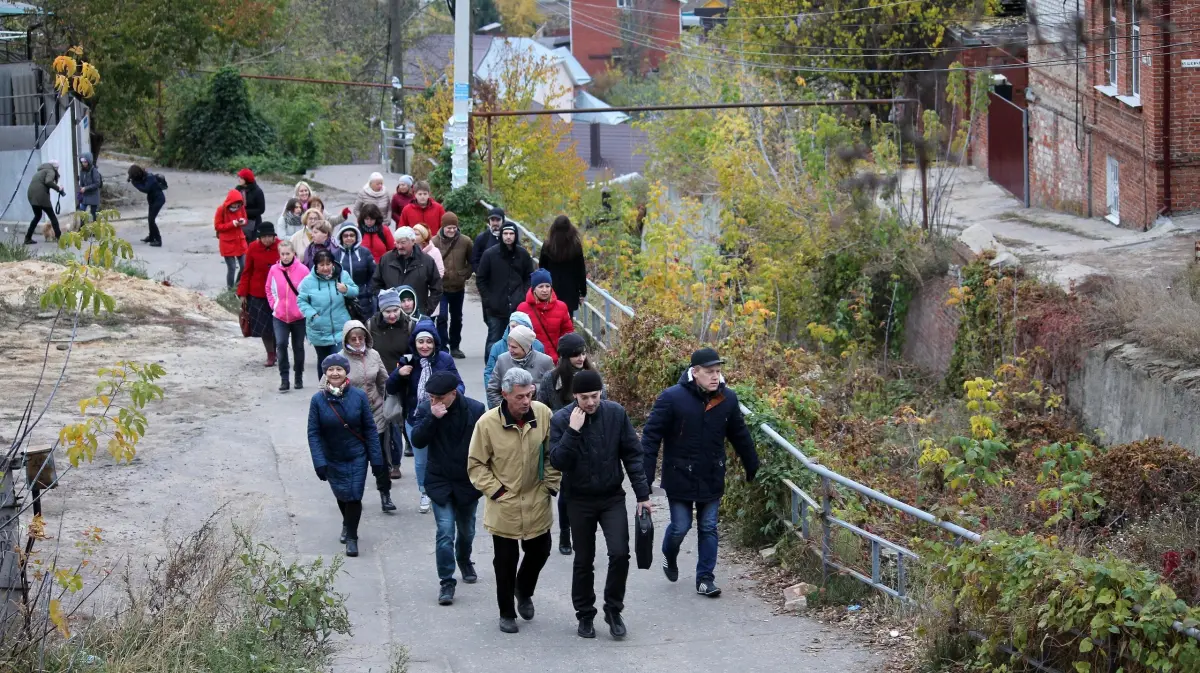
[569, 0, 684, 77]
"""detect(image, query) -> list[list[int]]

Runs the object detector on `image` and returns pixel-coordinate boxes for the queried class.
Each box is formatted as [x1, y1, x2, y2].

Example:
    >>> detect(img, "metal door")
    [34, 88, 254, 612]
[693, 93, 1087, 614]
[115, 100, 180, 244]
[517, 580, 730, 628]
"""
[1106, 155, 1120, 224]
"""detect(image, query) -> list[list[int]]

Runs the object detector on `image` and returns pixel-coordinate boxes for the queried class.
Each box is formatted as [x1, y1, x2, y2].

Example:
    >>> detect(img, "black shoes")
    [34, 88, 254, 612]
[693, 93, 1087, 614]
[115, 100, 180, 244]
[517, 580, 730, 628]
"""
[339, 526, 347, 544]
[141, 235, 153, 243]
[460, 563, 478, 584]
[577, 616, 596, 639]
[380, 493, 396, 512]
[294, 373, 303, 390]
[438, 584, 455, 606]
[279, 379, 290, 392]
[404, 445, 414, 457]
[498, 617, 519, 634]
[516, 594, 535, 621]
[604, 612, 627, 639]
[450, 348, 466, 359]
[663, 557, 679, 582]
[345, 538, 359, 557]
[23, 238, 35, 245]
[696, 580, 722, 597]
[148, 240, 162, 247]
[559, 532, 572, 556]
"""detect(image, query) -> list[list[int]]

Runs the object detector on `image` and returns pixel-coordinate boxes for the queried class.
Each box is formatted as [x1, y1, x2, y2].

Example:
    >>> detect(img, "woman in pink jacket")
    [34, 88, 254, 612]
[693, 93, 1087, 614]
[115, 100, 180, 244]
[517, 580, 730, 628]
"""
[266, 240, 311, 392]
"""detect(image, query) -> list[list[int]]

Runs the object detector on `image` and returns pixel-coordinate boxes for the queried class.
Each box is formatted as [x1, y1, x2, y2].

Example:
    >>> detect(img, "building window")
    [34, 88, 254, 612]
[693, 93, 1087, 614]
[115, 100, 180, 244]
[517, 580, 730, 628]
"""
[1130, 0, 1140, 97]
[1107, 0, 1118, 88]
[617, 0, 631, 8]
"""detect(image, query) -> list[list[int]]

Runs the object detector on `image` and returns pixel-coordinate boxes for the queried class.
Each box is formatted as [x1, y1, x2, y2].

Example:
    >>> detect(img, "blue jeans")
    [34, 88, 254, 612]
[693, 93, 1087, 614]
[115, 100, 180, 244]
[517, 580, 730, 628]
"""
[432, 498, 478, 586]
[663, 498, 720, 584]
[405, 421, 428, 494]
[387, 420, 404, 469]
[272, 317, 305, 379]
[437, 290, 466, 351]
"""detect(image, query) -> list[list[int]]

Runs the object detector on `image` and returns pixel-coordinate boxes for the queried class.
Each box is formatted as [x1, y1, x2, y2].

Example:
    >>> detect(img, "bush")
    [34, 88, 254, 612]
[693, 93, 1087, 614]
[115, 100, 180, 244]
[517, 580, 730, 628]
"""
[427, 147, 501, 239]
[1088, 437, 1200, 524]
[1088, 266, 1200, 364]
[222, 153, 302, 178]
[214, 287, 242, 315]
[161, 68, 277, 170]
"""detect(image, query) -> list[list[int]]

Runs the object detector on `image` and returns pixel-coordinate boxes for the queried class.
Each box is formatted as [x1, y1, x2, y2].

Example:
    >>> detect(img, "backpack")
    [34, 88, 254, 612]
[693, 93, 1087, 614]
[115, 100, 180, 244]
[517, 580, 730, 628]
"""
[156, 174, 169, 190]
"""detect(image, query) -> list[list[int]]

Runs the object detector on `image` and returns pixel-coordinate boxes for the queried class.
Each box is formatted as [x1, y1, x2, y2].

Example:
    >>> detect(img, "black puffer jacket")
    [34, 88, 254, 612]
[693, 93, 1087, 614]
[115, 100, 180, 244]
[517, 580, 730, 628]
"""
[411, 395, 486, 506]
[641, 370, 758, 502]
[239, 181, 266, 235]
[549, 400, 650, 502]
[476, 234, 534, 319]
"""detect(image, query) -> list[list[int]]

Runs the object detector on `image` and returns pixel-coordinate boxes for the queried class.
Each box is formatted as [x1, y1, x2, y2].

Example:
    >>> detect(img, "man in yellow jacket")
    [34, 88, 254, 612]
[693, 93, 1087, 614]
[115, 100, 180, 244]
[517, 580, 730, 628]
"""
[468, 366, 562, 634]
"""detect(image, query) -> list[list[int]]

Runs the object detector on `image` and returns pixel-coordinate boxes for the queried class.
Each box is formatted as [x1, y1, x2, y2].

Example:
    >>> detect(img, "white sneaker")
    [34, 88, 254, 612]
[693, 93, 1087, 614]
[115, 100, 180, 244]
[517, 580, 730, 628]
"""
[419, 495, 431, 513]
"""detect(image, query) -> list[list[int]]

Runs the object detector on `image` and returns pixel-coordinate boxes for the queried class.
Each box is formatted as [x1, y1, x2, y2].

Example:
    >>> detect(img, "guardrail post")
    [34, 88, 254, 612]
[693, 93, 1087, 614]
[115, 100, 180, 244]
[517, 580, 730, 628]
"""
[821, 476, 832, 585]
[799, 499, 809, 539]
[870, 540, 881, 589]
[603, 298, 612, 349]
[896, 553, 907, 598]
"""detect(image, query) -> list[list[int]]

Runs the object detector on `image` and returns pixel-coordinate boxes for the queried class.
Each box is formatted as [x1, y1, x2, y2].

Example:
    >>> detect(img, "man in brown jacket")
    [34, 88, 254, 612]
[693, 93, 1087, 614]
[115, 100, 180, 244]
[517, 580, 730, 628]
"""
[468, 366, 561, 634]
[433, 212, 473, 360]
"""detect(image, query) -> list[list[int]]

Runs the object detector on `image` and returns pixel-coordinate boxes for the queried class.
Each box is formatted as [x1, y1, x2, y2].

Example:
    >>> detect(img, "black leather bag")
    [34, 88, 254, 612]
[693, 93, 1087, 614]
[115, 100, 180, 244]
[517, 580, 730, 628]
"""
[635, 508, 654, 570]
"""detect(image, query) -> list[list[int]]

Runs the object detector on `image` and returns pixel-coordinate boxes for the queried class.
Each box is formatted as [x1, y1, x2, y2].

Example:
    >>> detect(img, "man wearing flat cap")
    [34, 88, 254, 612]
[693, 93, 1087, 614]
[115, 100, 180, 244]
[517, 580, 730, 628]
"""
[410, 371, 486, 607]
[641, 347, 758, 598]
[550, 370, 651, 640]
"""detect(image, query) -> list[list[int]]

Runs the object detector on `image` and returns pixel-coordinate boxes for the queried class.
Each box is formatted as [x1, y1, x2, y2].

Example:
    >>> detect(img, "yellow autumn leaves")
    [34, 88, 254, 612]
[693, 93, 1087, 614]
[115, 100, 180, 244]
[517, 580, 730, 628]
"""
[53, 45, 100, 99]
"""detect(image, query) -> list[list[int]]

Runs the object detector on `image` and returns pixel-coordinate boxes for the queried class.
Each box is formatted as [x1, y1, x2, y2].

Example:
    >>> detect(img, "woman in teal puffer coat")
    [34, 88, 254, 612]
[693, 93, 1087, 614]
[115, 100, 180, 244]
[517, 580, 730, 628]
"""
[297, 249, 359, 378]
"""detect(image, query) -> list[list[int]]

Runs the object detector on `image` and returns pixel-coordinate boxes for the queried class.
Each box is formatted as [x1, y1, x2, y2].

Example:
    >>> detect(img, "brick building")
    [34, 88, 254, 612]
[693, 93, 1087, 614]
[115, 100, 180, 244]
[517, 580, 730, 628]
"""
[1025, 0, 1200, 228]
[568, 0, 684, 77]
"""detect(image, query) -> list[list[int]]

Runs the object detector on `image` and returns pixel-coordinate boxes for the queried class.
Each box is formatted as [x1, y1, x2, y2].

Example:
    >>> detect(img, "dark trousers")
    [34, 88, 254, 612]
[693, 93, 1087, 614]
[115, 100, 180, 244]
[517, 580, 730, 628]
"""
[314, 344, 337, 378]
[224, 255, 244, 288]
[492, 531, 551, 619]
[272, 318, 305, 379]
[335, 499, 363, 539]
[567, 495, 630, 620]
[483, 312, 509, 358]
[437, 290, 466, 351]
[26, 206, 60, 240]
[147, 196, 164, 242]
[82, 204, 98, 221]
[558, 492, 570, 539]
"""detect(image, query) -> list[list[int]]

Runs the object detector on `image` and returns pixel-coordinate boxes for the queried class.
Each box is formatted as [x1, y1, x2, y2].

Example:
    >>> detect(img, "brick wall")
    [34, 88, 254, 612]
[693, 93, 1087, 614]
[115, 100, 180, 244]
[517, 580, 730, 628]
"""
[570, 0, 681, 77]
[902, 275, 960, 377]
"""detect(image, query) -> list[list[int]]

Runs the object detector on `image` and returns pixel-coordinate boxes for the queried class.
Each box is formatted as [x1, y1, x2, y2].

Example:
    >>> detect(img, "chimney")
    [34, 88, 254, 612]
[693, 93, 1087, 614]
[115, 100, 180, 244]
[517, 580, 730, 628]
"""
[589, 123, 602, 168]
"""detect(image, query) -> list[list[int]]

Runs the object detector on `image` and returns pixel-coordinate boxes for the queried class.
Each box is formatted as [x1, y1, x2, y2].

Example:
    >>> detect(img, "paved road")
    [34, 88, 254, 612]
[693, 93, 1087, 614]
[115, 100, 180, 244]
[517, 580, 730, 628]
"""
[103, 165, 879, 672]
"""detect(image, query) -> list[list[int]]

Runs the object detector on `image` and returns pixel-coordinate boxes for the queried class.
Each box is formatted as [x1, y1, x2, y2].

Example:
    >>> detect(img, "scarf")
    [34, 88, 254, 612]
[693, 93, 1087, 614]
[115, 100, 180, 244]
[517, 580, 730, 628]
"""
[325, 382, 346, 397]
[416, 356, 433, 405]
[281, 257, 294, 268]
[361, 184, 387, 199]
[513, 348, 535, 370]
[283, 211, 301, 230]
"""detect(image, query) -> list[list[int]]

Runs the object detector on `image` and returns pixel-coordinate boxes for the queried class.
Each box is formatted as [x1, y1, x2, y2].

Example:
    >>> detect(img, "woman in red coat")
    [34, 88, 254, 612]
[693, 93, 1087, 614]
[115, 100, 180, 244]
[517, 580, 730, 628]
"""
[390, 175, 415, 227]
[516, 268, 574, 364]
[237, 223, 282, 367]
[215, 189, 250, 288]
[357, 203, 395, 263]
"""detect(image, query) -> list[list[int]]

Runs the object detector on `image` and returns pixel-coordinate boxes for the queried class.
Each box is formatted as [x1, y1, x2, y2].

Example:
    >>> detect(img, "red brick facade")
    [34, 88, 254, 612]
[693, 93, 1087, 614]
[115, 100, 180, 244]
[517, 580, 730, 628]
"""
[1027, 0, 1200, 229]
[569, 0, 682, 77]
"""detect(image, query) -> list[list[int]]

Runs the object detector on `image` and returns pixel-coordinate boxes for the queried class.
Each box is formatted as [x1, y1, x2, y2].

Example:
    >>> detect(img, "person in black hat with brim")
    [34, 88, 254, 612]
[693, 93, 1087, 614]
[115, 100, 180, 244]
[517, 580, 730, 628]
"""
[410, 370, 486, 606]
[471, 207, 505, 275]
[641, 347, 758, 598]
[549, 369, 650, 640]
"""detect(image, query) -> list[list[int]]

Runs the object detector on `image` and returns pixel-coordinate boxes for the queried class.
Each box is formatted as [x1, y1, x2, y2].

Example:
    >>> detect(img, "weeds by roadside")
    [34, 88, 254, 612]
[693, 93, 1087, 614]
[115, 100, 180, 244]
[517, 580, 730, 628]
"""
[1088, 264, 1200, 363]
[214, 287, 241, 315]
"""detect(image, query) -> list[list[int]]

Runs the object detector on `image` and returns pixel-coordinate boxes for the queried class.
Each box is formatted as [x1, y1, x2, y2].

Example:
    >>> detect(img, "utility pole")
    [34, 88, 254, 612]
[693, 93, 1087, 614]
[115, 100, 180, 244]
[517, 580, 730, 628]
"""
[449, 0, 471, 189]
[389, 0, 410, 174]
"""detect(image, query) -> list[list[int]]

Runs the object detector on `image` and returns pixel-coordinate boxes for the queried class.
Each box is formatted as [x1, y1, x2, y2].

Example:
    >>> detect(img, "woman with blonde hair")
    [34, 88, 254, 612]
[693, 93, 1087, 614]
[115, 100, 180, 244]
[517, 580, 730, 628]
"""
[412, 223, 445, 278]
[301, 218, 337, 269]
[291, 209, 328, 261]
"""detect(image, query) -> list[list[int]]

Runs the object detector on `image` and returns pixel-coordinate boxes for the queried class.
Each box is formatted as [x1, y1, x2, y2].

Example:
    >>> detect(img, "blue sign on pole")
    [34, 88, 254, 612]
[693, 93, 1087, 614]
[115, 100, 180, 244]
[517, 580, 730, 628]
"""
[454, 83, 469, 100]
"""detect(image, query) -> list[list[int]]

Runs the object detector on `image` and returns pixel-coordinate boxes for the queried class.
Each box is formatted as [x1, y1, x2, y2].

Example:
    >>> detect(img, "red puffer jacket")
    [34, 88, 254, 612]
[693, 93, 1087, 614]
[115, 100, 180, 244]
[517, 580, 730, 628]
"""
[398, 199, 445, 237]
[214, 189, 249, 258]
[516, 288, 574, 364]
[237, 239, 281, 299]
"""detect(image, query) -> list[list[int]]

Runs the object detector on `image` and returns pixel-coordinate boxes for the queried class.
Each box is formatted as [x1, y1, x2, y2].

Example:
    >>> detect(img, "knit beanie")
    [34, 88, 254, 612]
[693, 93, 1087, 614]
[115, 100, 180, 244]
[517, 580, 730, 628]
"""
[571, 369, 603, 395]
[500, 221, 518, 236]
[530, 268, 552, 289]
[377, 289, 402, 310]
[509, 311, 533, 330]
[238, 168, 255, 182]
[415, 330, 436, 344]
[398, 175, 414, 187]
[508, 325, 536, 353]
[425, 371, 459, 396]
[322, 353, 351, 373]
[557, 333, 586, 359]
[413, 223, 430, 243]
[441, 212, 459, 230]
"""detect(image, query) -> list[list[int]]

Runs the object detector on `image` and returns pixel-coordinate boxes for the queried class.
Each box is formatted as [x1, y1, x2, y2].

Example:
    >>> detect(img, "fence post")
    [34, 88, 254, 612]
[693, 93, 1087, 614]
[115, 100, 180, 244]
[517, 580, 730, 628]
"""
[603, 298, 612, 349]
[897, 553, 907, 599]
[821, 476, 832, 585]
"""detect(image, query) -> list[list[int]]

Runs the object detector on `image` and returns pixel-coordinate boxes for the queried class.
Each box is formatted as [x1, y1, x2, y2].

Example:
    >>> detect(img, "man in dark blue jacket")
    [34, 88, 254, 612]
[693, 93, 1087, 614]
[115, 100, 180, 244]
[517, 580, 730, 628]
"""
[411, 371, 485, 606]
[641, 348, 758, 598]
[550, 370, 650, 640]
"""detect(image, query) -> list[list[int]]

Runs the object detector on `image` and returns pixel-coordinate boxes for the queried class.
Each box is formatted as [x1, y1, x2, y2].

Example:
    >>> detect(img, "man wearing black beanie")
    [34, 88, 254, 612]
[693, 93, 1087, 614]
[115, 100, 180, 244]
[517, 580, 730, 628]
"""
[549, 369, 650, 641]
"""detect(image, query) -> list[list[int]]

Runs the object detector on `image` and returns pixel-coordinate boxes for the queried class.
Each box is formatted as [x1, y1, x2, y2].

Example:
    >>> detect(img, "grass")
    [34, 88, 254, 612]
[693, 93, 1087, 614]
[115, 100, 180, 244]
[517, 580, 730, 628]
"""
[0, 238, 149, 279]
[1088, 264, 1200, 363]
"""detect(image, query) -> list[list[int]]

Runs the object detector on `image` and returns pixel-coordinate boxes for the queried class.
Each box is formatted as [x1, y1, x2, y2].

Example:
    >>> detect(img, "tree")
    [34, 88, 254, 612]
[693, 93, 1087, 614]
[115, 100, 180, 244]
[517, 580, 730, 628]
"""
[494, 0, 544, 36]
[161, 67, 277, 170]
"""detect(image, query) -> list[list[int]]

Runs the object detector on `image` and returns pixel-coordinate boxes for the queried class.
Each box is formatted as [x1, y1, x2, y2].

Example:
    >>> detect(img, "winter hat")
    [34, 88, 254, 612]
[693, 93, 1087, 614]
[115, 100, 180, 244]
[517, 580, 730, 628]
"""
[238, 168, 255, 182]
[398, 175, 414, 187]
[441, 212, 459, 230]
[414, 329, 436, 343]
[530, 268, 552, 289]
[413, 223, 431, 243]
[395, 226, 417, 241]
[557, 333, 586, 359]
[425, 371, 459, 396]
[509, 311, 533, 330]
[369, 171, 384, 183]
[488, 207, 506, 220]
[690, 347, 725, 368]
[508, 325, 536, 353]
[378, 289, 402, 310]
[322, 352, 351, 373]
[257, 223, 276, 237]
[500, 221, 518, 238]
[571, 369, 603, 395]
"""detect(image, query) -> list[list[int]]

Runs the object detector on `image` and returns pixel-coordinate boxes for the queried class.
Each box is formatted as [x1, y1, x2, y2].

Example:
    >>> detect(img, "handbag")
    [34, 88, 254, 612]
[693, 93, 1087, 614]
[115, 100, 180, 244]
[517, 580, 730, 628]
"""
[382, 394, 405, 423]
[239, 303, 251, 338]
[635, 507, 655, 570]
[344, 296, 365, 322]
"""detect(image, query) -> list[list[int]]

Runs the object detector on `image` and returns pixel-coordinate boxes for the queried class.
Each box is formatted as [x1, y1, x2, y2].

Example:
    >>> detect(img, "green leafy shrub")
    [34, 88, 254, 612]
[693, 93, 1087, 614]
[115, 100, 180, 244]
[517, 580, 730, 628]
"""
[161, 68, 277, 170]
[427, 146, 500, 239]
[223, 153, 301, 177]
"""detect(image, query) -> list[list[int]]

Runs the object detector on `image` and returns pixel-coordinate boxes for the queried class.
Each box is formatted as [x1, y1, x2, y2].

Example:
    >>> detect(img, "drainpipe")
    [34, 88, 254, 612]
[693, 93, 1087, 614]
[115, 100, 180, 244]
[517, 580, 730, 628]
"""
[1162, 0, 1173, 215]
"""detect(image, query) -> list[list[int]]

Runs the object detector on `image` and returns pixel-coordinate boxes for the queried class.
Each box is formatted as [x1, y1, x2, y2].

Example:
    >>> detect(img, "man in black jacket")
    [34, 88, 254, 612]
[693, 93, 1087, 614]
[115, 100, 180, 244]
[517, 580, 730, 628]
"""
[476, 220, 534, 357]
[373, 226, 443, 318]
[410, 371, 486, 606]
[641, 347, 758, 598]
[550, 370, 650, 640]
[471, 207, 505, 274]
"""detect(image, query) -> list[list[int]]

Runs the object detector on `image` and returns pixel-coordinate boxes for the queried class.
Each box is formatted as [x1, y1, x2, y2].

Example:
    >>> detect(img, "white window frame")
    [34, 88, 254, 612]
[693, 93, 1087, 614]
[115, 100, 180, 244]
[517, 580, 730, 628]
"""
[1107, 0, 1118, 88]
[1130, 0, 1141, 98]
[617, 0, 631, 8]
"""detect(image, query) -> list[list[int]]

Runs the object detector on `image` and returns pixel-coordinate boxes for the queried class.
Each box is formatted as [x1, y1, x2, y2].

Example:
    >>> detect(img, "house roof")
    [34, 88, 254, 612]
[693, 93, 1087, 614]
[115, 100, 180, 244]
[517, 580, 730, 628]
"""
[573, 90, 627, 125]
[476, 37, 591, 87]
[566, 121, 649, 182]
[553, 47, 592, 85]
[400, 34, 494, 87]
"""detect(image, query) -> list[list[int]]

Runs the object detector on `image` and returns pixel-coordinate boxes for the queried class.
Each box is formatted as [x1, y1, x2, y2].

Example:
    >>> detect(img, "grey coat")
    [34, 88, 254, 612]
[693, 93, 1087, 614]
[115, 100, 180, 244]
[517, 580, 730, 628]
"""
[78, 153, 102, 207]
[27, 163, 62, 209]
[486, 350, 554, 409]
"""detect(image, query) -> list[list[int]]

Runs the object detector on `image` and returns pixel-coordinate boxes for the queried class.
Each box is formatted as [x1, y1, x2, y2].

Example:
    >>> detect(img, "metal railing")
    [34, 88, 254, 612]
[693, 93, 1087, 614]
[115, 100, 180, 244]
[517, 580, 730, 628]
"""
[478, 202, 634, 350]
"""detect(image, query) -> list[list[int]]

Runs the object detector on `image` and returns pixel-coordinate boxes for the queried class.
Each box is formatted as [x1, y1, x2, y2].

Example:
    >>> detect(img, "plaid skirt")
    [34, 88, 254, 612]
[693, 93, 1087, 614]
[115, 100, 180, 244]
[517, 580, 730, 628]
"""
[246, 296, 274, 338]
